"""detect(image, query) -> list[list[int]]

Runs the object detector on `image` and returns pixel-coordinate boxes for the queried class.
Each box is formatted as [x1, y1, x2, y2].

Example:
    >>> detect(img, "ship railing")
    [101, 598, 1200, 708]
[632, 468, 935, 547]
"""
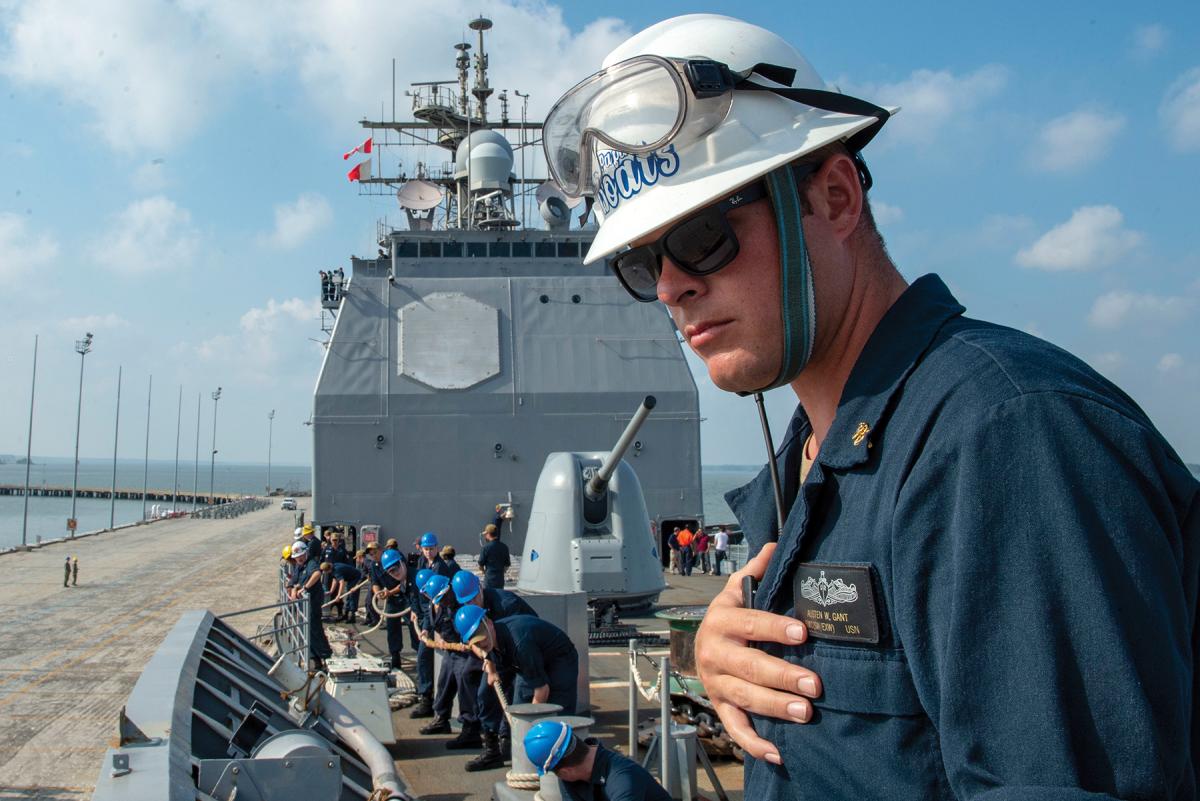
[278, 563, 310, 674]
[724, 542, 751, 573]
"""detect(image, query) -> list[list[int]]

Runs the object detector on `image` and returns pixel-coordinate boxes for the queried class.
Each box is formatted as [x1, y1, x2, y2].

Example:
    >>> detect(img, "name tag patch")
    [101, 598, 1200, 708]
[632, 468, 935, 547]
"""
[793, 563, 880, 644]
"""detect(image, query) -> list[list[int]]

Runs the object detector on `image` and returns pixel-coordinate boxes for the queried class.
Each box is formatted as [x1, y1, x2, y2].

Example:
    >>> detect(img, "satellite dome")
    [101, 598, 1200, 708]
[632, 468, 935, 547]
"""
[454, 130, 514, 192]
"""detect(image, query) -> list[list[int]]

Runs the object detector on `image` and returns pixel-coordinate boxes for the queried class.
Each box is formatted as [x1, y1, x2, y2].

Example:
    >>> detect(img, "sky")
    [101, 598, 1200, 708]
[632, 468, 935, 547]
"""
[0, 0, 1197, 470]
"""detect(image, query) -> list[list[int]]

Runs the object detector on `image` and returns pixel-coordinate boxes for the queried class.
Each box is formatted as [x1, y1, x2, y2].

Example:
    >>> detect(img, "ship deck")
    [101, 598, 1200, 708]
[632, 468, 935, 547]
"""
[0, 501, 744, 800]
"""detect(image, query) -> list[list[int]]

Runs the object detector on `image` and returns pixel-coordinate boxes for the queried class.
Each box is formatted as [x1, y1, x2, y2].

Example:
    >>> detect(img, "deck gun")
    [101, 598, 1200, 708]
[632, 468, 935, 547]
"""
[518, 395, 667, 612]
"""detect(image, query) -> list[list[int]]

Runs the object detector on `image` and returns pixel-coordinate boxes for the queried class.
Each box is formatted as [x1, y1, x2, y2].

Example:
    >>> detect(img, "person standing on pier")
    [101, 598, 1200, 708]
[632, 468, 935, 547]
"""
[71, 556, 78, 586]
[63, 556, 71, 588]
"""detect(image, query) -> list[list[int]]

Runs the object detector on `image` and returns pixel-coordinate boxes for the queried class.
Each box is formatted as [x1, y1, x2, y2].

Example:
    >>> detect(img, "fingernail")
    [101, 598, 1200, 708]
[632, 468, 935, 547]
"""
[787, 701, 809, 721]
[765, 752, 782, 765]
[798, 676, 818, 696]
[786, 623, 805, 642]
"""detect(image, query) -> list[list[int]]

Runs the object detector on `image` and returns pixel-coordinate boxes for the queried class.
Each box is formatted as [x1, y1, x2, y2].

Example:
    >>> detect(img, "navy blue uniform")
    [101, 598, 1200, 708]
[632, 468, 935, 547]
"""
[412, 554, 448, 697]
[427, 600, 480, 726]
[303, 536, 321, 563]
[559, 740, 671, 801]
[371, 561, 410, 667]
[361, 557, 379, 624]
[475, 589, 538, 735]
[477, 540, 511, 589]
[492, 615, 578, 714]
[299, 560, 332, 662]
[332, 563, 363, 619]
[729, 276, 1199, 800]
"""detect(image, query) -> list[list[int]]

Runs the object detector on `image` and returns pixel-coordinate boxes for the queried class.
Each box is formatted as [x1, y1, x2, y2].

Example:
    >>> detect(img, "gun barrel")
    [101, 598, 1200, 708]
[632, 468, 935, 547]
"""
[587, 395, 656, 500]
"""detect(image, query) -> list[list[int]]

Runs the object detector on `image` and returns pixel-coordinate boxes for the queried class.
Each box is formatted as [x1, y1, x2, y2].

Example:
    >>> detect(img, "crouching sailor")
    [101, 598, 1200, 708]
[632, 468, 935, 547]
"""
[456, 605, 579, 771]
[451, 570, 538, 762]
[524, 721, 671, 801]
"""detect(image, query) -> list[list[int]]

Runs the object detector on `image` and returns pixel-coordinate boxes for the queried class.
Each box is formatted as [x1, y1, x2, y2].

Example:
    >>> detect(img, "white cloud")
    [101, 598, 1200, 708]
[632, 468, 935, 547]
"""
[56, 313, 129, 333]
[1028, 109, 1125, 173]
[1132, 24, 1168, 58]
[1161, 68, 1200, 153]
[1087, 291, 1193, 330]
[193, 297, 321, 380]
[1016, 206, 1142, 271]
[0, 0, 227, 151]
[1158, 353, 1183, 373]
[0, 212, 59, 279]
[97, 196, 201, 274]
[1, 1, 630, 153]
[260, 193, 333, 249]
[871, 201, 903, 225]
[846, 65, 1008, 145]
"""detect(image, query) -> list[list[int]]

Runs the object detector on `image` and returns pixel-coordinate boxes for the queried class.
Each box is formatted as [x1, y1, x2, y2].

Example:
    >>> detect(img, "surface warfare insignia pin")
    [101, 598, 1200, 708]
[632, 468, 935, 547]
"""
[799, 570, 858, 607]
[793, 563, 880, 644]
[852, 421, 870, 446]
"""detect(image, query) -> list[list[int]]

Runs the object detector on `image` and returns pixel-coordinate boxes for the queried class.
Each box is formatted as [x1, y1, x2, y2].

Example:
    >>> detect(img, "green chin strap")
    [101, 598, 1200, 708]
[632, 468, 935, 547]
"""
[742, 162, 817, 394]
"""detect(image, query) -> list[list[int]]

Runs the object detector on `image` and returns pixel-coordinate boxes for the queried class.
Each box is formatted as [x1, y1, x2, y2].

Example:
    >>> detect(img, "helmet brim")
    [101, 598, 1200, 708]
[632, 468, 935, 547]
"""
[582, 108, 897, 266]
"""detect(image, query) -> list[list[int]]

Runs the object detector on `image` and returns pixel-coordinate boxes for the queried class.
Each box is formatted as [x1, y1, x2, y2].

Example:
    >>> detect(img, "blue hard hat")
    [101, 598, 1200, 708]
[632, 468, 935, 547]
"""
[419, 531, 438, 548]
[452, 570, 481, 603]
[380, 548, 403, 572]
[524, 720, 576, 776]
[415, 568, 434, 591]
[423, 573, 451, 603]
[454, 604, 488, 643]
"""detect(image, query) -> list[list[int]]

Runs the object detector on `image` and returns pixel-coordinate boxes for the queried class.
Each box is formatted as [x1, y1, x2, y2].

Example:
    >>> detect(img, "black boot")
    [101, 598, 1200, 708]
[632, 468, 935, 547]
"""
[465, 731, 504, 772]
[419, 715, 451, 735]
[390, 652, 404, 671]
[499, 735, 511, 761]
[409, 695, 435, 719]
[446, 722, 483, 750]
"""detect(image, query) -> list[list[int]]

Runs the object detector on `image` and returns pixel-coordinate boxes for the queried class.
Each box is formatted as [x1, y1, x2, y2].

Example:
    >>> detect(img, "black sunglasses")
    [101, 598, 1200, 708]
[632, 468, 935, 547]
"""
[608, 181, 769, 303]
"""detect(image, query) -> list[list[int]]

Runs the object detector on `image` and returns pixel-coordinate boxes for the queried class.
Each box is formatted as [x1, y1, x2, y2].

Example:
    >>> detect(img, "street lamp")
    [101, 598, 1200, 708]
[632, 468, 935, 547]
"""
[69, 332, 94, 535]
[267, 409, 275, 496]
[209, 387, 221, 505]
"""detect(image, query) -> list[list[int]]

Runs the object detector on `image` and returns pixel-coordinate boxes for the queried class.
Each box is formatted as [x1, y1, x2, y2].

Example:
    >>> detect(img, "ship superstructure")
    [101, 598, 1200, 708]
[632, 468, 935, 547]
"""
[312, 18, 703, 555]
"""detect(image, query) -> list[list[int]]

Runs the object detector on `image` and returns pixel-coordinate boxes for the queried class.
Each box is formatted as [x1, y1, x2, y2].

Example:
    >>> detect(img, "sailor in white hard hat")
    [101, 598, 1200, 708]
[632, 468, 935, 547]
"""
[546, 13, 1199, 800]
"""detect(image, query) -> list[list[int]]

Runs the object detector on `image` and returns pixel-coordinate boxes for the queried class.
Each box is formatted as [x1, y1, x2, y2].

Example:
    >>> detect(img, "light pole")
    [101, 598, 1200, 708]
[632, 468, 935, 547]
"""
[20, 335, 38, 547]
[192, 392, 200, 511]
[109, 366, 122, 529]
[69, 332, 94, 536]
[266, 409, 275, 496]
[209, 387, 222, 505]
[171, 385, 182, 513]
[140, 374, 152, 520]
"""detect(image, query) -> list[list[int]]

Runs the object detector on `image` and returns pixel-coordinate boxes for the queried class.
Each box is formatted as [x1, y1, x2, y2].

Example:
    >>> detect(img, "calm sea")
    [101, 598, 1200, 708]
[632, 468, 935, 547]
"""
[4, 458, 1194, 550]
[0, 456, 311, 548]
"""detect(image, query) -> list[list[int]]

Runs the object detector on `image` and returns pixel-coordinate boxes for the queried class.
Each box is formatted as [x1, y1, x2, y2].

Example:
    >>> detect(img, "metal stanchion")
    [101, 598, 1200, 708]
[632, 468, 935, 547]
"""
[628, 638, 638, 759]
[660, 655, 672, 794]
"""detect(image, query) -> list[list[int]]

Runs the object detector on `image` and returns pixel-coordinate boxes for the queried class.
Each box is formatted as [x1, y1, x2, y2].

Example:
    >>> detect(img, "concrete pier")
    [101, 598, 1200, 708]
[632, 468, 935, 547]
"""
[0, 502, 291, 799]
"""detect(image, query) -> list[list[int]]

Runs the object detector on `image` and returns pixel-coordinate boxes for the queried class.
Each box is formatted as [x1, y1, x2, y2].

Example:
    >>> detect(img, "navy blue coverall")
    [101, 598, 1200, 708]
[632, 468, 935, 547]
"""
[729, 275, 1199, 800]
[475, 589, 538, 737]
[491, 615, 578, 715]
[558, 740, 672, 801]
[412, 554, 450, 699]
[331, 562, 362, 619]
[477, 539, 511, 589]
[371, 561, 409, 669]
[427, 599, 481, 727]
[299, 560, 332, 662]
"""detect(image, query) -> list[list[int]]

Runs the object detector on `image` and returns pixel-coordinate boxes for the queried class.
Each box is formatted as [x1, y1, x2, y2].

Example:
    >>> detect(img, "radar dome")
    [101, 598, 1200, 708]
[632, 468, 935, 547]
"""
[454, 130, 514, 192]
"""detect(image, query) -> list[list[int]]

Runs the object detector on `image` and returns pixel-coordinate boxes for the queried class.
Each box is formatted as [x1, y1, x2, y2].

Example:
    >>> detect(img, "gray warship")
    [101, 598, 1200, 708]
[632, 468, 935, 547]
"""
[311, 17, 703, 558]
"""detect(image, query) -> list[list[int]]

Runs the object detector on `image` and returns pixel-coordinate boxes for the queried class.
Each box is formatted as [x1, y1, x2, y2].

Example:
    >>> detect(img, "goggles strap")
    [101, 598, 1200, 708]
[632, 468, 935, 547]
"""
[756, 162, 817, 393]
[736, 80, 891, 153]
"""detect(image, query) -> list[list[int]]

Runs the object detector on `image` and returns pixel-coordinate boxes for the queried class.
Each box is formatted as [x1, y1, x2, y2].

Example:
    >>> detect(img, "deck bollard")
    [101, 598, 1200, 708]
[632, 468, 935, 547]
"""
[507, 702, 562, 791]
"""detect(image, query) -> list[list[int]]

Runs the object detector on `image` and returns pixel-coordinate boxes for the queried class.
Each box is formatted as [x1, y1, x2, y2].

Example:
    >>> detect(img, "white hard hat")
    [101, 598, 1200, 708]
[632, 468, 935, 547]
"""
[578, 14, 896, 265]
[291, 541, 308, 559]
[294, 526, 302, 536]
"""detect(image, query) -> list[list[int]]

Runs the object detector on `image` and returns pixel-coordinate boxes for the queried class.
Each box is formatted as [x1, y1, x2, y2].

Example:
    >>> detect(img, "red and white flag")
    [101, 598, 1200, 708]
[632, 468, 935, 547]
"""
[347, 159, 372, 182]
[343, 136, 373, 160]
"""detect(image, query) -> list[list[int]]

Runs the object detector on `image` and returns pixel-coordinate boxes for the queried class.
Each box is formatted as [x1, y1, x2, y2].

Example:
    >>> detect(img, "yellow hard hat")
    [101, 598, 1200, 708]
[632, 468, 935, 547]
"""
[282, 544, 292, 559]
[302, 524, 314, 535]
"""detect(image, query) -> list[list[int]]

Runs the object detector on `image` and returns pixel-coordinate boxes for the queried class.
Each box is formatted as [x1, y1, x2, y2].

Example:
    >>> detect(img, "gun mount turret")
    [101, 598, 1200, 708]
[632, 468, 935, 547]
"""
[517, 396, 666, 612]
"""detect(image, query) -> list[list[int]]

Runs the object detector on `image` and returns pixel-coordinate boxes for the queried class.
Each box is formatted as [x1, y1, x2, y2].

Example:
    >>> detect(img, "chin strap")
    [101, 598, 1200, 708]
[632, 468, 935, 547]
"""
[743, 161, 816, 394]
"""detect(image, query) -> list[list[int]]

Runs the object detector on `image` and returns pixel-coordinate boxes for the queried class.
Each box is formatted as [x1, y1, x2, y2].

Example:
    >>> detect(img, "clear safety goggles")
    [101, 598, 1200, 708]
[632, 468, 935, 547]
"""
[544, 55, 737, 198]
[544, 56, 891, 199]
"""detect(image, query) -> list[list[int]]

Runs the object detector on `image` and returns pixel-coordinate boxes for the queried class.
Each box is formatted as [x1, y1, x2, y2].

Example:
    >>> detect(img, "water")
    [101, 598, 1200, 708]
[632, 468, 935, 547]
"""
[702, 466, 758, 525]
[0, 456, 310, 548]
